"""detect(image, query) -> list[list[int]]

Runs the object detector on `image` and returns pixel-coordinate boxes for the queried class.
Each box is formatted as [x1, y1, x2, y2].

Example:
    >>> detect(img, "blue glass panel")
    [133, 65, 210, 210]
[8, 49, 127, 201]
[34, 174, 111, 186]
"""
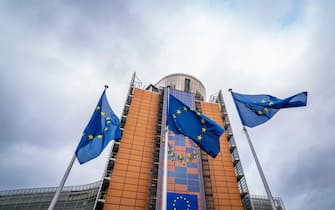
[186, 162, 198, 168]
[175, 139, 185, 146]
[168, 135, 175, 140]
[168, 171, 174, 177]
[175, 135, 185, 142]
[175, 178, 187, 184]
[175, 166, 186, 173]
[186, 147, 193, 153]
[174, 166, 186, 178]
[188, 180, 199, 186]
[187, 174, 199, 180]
[188, 185, 200, 192]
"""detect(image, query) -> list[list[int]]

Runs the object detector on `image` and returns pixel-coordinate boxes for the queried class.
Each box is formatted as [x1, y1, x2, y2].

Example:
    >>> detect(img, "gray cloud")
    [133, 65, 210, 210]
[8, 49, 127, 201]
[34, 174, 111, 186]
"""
[0, 1, 334, 209]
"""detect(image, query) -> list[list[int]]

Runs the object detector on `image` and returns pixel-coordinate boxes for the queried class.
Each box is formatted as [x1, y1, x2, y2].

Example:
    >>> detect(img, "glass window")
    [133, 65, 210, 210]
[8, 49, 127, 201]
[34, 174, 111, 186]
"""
[184, 78, 190, 92]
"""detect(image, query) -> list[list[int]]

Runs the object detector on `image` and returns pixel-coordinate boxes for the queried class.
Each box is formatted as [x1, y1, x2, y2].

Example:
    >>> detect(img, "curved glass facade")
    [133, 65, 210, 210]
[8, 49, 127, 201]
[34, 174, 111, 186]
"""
[0, 181, 100, 210]
[155, 73, 206, 100]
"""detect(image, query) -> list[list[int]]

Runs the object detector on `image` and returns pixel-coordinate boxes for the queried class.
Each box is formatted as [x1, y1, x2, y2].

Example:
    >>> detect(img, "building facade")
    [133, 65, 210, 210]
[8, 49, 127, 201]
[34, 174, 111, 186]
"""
[97, 73, 253, 210]
[0, 181, 100, 210]
[0, 73, 286, 210]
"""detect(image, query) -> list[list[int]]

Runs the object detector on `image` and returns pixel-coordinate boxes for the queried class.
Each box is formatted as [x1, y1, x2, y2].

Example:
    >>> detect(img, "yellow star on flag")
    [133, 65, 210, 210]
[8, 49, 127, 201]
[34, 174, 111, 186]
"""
[197, 135, 203, 140]
[261, 99, 266, 103]
[202, 127, 206, 133]
[82, 133, 85, 137]
[101, 112, 105, 116]
[196, 112, 201, 116]
[201, 119, 205, 124]
[183, 106, 187, 111]
[104, 127, 109, 131]
[97, 135, 103, 139]
[176, 110, 181, 114]
[96, 106, 100, 110]
[264, 108, 269, 112]
[257, 111, 263, 115]
[88, 134, 94, 140]
[269, 101, 274, 106]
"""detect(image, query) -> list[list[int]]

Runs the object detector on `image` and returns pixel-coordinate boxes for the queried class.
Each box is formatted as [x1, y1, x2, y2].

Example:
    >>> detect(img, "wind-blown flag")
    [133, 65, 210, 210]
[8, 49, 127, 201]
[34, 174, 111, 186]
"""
[167, 94, 224, 158]
[231, 91, 307, 128]
[75, 90, 121, 164]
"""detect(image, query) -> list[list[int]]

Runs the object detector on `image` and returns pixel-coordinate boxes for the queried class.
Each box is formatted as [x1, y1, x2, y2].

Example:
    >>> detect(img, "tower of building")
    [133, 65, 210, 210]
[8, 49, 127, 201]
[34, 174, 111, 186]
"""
[96, 73, 251, 210]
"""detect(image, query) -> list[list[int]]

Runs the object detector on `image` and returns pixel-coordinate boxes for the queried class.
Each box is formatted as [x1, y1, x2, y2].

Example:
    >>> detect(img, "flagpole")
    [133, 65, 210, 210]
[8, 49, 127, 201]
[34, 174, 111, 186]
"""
[242, 126, 277, 210]
[162, 127, 169, 210]
[49, 85, 110, 210]
[162, 87, 169, 210]
[48, 154, 76, 210]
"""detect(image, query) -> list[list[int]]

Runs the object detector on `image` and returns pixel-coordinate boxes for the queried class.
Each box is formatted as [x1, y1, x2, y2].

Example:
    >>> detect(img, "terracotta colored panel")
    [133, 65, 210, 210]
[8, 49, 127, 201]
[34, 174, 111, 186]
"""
[213, 176, 226, 182]
[123, 184, 138, 192]
[219, 199, 231, 206]
[135, 199, 147, 207]
[114, 170, 127, 177]
[118, 205, 134, 210]
[137, 185, 148, 193]
[103, 204, 119, 210]
[175, 184, 188, 192]
[103, 89, 159, 209]
[110, 183, 123, 190]
[200, 101, 243, 209]
[167, 177, 175, 184]
[230, 199, 244, 207]
[122, 190, 137, 199]
[138, 179, 149, 186]
[187, 168, 199, 174]
[231, 206, 244, 210]
[107, 189, 122, 197]
[131, 155, 142, 161]
[109, 197, 121, 204]
[128, 165, 141, 173]
[228, 187, 240, 194]
[111, 175, 125, 183]
[125, 177, 139, 185]
[128, 160, 141, 166]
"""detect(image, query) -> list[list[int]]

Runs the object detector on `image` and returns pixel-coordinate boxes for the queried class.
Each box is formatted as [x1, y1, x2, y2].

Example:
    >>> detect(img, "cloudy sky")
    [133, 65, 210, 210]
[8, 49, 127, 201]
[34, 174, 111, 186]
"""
[0, 0, 334, 209]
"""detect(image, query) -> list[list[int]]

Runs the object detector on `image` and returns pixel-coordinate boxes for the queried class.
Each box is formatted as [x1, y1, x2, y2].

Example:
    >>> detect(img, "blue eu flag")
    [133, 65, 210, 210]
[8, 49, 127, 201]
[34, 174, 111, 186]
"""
[167, 192, 198, 210]
[167, 94, 224, 158]
[75, 90, 121, 164]
[231, 91, 308, 128]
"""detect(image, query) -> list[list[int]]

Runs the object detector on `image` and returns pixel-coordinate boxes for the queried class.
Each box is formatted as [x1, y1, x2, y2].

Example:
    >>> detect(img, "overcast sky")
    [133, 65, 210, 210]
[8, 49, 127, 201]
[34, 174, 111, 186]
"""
[0, 1, 334, 209]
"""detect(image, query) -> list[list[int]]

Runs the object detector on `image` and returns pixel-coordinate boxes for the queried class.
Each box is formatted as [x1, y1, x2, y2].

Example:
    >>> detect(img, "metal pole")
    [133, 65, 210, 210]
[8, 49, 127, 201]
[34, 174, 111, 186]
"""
[243, 126, 277, 210]
[48, 154, 76, 210]
[162, 128, 169, 210]
[162, 87, 170, 210]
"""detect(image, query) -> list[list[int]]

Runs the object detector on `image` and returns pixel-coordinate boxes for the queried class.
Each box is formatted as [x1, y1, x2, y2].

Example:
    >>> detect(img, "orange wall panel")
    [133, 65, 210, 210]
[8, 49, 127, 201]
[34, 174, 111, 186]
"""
[200, 102, 244, 210]
[103, 89, 159, 210]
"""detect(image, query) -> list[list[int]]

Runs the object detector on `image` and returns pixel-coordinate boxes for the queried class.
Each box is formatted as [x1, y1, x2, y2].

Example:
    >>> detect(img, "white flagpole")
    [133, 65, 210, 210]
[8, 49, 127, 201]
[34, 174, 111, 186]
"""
[162, 87, 170, 210]
[162, 127, 169, 210]
[48, 154, 76, 210]
[243, 126, 277, 210]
